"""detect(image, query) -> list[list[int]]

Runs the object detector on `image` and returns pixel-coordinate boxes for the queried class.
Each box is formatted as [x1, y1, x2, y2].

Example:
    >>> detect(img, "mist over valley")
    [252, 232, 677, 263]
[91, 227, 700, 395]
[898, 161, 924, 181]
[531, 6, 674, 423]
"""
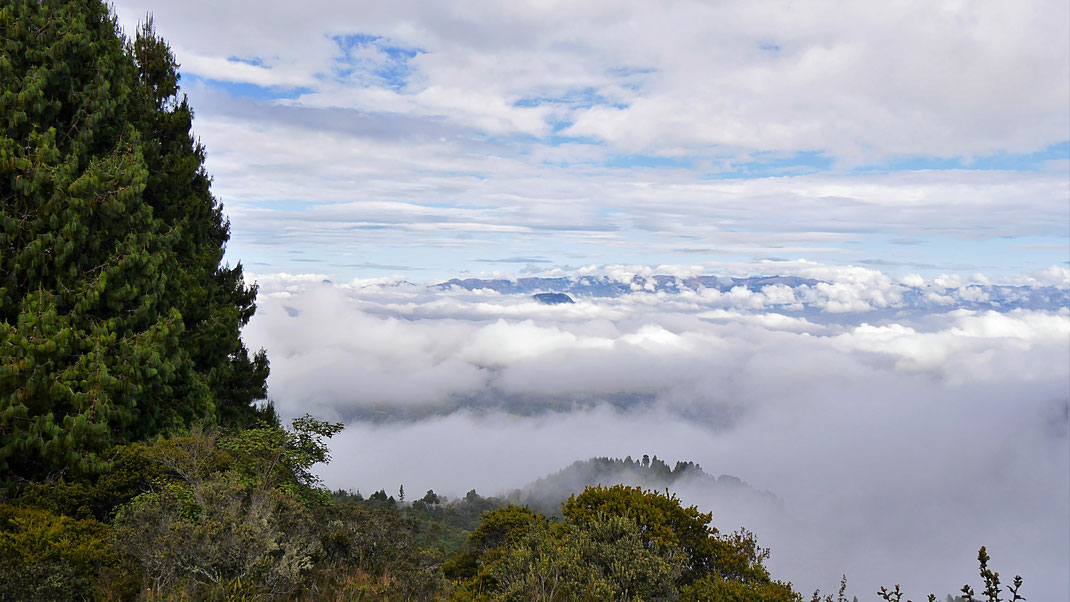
[247, 266, 1069, 598]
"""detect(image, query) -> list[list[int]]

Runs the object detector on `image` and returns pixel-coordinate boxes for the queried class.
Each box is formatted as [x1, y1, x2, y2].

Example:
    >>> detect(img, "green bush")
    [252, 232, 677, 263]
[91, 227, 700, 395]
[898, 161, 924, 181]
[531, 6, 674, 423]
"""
[563, 485, 777, 586]
[489, 513, 679, 601]
[681, 576, 800, 602]
[315, 503, 447, 600]
[114, 475, 319, 600]
[0, 503, 119, 600]
[451, 486, 801, 601]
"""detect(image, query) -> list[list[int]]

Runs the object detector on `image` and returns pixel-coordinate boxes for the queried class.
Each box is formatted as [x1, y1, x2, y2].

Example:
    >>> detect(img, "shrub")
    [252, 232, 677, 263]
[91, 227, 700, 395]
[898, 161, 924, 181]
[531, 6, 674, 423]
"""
[0, 504, 119, 600]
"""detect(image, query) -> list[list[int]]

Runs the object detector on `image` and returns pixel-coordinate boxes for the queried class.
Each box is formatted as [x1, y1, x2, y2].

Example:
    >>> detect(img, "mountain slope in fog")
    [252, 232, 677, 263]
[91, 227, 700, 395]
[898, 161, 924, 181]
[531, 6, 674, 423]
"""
[505, 454, 782, 520]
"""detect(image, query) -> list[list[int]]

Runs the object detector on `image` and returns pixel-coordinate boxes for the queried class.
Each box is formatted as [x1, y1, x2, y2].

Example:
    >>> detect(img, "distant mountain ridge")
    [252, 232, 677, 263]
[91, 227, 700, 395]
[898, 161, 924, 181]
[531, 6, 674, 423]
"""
[433, 274, 820, 297]
[432, 274, 1069, 312]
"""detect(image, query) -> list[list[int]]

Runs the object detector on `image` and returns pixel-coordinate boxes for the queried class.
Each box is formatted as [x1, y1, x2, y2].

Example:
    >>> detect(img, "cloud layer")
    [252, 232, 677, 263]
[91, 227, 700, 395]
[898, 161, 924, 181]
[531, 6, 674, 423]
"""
[247, 266, 1068, 418]
[243, 266, 1069, 599]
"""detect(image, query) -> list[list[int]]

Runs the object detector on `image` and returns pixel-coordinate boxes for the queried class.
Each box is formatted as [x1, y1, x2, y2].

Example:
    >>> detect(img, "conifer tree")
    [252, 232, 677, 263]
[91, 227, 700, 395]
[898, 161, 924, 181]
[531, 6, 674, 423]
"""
[0, 0, 268, 480]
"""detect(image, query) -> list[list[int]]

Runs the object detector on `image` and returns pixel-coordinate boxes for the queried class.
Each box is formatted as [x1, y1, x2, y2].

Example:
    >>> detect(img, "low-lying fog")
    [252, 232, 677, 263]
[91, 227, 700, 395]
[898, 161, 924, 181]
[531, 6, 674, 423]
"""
[244, 265, 1069, 599]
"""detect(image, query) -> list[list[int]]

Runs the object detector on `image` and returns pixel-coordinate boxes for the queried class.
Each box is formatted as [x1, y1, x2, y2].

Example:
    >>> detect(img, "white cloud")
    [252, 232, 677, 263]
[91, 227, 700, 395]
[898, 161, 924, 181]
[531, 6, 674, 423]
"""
[105, 1, 1069, 280]
[244, 268, 1070, 428]
[120, 0, 1066, 160]
[177, 51, 317, 88]
[1012, 265, 1070, 287]
[236, 268, 1070, 598]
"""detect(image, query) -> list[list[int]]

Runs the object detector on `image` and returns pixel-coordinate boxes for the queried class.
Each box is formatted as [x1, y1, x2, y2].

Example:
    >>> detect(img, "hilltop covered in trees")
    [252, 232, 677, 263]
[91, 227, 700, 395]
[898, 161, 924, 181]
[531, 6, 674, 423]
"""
[507, 454, 781, 518]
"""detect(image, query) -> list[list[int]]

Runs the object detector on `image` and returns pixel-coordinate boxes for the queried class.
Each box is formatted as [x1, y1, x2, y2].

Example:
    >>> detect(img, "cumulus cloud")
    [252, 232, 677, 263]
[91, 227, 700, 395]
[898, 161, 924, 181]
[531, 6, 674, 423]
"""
[113, 0, 1068, 160]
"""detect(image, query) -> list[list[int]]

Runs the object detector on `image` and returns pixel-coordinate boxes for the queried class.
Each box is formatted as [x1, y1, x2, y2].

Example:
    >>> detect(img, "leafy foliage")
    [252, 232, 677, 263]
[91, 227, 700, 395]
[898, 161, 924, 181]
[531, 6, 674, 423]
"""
[219, 414, 343, 505]
[2, 426, 1032, 601]
[0, 503, 123, 600]
[563, 485, 778, 586]
[487, 512, 680, 601]
[316, 503, 447, 600]
[110, 416, 342, 599]
[449, 485, 800, 601]
[114, 475, 319, 599]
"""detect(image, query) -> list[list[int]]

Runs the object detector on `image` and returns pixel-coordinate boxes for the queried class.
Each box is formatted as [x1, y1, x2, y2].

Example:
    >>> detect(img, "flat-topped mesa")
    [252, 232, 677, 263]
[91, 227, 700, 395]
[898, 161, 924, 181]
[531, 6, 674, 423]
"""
[533, 292, 575, 305]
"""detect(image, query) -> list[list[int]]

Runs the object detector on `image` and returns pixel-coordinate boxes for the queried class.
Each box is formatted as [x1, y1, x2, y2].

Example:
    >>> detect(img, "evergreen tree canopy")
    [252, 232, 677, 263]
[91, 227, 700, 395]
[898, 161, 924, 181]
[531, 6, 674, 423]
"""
[1, 0, 269, 480]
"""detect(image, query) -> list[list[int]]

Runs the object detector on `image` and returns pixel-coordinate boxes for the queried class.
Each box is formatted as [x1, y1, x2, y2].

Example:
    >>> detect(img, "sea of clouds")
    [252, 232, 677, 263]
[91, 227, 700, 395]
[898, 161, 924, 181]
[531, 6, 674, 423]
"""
[243, 264, 1068, 599]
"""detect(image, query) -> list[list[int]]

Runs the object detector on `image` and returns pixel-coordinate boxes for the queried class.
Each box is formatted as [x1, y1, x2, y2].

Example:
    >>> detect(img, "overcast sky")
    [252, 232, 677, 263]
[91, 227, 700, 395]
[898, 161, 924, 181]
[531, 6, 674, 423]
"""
[108, 0, 1069, 282]
[106, 2, 1068, 597]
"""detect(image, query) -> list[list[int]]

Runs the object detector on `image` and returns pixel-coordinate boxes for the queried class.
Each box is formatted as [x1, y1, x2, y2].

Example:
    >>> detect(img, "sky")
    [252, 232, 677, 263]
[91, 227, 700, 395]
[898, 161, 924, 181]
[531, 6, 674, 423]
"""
[108, 1, 1070, 598]
[107, 0, 1070, 283]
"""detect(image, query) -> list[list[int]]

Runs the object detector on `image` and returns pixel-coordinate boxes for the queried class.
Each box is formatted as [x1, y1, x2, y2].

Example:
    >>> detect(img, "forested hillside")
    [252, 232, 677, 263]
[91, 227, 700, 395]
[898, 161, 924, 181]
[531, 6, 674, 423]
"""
[0, 1, 1029, 600]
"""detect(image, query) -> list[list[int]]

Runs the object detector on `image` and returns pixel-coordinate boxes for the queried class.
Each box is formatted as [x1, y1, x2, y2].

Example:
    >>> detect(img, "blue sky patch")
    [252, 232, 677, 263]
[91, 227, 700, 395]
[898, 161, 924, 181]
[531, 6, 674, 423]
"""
[701, 151, 833, 179]
[226, 55, 268, 67]
[185, 74, 311, 101]
[330, 33, 424, 90]
[605, 154, 694, 169]
[853, 141, 1070, 173]
[241, 199, 313, 212]
[512, 87, 628, 110]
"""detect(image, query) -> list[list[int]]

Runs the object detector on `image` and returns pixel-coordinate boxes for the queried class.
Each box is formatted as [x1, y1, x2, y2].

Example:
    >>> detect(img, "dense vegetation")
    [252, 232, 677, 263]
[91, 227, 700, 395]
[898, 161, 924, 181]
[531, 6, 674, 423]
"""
[0, 406, 796, 599]
[0, 1, 1028, 600]
[0, 426, 1030, 600]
